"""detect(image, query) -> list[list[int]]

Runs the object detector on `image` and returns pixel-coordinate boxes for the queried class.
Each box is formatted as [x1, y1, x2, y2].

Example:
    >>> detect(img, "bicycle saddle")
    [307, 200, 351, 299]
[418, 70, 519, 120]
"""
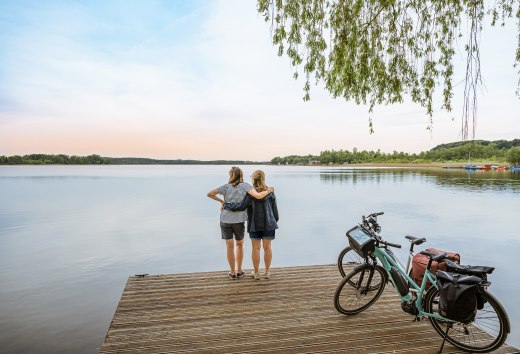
[405, 235, 427, 245]
[420, 250, 447, 262]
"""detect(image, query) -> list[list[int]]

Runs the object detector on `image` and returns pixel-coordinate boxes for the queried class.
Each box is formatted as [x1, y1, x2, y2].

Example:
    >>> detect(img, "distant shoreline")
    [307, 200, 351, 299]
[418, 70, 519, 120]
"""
[1, 162, 513, 168]
[293, 162, 510, 168]
[0, 155, 268, 166]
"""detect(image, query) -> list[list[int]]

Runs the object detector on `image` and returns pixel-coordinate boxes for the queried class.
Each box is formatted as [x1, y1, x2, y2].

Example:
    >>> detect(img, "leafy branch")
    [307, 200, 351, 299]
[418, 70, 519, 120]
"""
[257, 0, 520, 140]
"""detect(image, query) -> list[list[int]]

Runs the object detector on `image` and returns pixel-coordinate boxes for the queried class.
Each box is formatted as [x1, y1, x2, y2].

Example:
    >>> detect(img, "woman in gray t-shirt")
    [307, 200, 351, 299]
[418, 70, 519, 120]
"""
[207, 166, 273, 279]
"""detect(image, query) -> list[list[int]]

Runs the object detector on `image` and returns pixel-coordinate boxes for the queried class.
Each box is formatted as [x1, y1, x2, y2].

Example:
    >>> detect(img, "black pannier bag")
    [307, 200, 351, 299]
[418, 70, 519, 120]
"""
[346, 226, 375, 258]
[444, 259, 495, 310]
[436, 270, 482, 323]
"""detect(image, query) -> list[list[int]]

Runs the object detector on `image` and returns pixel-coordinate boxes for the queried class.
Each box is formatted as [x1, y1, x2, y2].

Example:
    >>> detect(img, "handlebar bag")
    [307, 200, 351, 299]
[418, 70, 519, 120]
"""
[436, 270, 482, 323]
[346, 226, 375, 258]
[412, 248, 460, 289]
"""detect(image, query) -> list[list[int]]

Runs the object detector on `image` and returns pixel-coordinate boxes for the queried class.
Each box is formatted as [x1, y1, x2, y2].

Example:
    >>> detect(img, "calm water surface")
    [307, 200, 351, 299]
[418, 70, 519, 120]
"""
[1, 165, 519, 353]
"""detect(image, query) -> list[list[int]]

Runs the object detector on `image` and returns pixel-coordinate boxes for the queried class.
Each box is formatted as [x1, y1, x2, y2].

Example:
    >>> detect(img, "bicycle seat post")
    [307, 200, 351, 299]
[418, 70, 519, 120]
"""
[404, 236, 427, 274]
[405, 241, 415, 274]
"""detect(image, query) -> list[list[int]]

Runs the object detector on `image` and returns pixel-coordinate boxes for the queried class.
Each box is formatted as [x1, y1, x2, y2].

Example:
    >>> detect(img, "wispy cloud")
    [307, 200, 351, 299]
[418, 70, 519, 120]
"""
[0, 0, 518, 160]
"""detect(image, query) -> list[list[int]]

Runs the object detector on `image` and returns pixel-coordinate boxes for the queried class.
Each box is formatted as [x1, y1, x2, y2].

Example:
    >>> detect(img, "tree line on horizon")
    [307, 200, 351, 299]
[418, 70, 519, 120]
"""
[2, 140, 520, 165]
[0, 154, 263, 165]
[270, 140, 520, 165]
[0, 154, 108, 165]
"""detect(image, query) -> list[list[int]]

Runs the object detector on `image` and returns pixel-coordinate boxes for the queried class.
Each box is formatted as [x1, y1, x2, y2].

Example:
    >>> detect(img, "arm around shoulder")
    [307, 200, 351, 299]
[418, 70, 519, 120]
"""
[248, 186, 275, 199]
[224, 194, 252, 211]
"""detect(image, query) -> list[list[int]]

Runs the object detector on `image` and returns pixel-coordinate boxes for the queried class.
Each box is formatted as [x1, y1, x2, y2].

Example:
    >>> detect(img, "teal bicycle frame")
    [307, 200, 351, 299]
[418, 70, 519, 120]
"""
[372, 246, 451, 322]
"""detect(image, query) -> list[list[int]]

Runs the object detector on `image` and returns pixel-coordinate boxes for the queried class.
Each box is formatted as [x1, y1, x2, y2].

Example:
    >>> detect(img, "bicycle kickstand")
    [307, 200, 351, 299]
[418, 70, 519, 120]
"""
[437, 323, 452, 354]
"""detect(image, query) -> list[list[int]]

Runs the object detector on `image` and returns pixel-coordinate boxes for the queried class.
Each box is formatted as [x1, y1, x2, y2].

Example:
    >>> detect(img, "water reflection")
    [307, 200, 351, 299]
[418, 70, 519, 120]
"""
[319, 168, 520, 193]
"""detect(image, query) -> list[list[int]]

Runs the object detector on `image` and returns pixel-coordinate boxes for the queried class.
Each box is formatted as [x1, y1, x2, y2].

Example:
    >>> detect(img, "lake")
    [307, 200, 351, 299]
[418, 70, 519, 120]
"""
[1, 165, 519, 353]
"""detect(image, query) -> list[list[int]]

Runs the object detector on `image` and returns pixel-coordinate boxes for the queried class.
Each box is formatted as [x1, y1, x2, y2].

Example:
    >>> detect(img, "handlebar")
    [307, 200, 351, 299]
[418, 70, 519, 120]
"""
[362, 212, 383, 234]
[363, 211, 384, 220]
[359, 212, 400, 249]
[385, 241, 402, 249]
[370, 232, 401, 249]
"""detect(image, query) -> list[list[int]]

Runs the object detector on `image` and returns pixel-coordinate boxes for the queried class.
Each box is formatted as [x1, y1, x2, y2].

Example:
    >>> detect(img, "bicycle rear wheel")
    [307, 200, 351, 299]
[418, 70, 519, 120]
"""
[334, 265, 387, 315]
[337, 246, 365, 277]
[424, 287, 509, 352]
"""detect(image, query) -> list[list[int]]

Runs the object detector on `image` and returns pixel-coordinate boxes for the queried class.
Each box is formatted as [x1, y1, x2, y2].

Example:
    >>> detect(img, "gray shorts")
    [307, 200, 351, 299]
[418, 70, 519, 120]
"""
[220, 222, 245, 240]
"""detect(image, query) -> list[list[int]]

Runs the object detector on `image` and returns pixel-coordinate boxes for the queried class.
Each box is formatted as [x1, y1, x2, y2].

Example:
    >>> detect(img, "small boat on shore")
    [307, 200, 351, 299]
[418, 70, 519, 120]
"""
[464, 164, 482, 170]
[442, 165, 512, 171]
[491, 165, 507, 170]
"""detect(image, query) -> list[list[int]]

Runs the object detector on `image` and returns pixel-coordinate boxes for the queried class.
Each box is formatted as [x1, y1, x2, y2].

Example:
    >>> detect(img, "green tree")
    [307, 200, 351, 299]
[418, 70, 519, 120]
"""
[507, 147, 520, 165]
[257, 0, 519, 138]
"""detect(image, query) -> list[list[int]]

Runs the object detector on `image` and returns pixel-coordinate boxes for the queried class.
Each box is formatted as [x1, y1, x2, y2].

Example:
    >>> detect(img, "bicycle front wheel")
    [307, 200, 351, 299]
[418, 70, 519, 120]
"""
[424, 287, 510, 352]
[337, 246, 365, 277]
[334, 265, 387, 315]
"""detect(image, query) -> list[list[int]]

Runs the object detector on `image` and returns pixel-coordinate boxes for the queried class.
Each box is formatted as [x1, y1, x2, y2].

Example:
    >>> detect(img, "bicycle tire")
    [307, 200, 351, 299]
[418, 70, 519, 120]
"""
[337, 246, 365, 277]
[424, 287, 509, 352]
[334, 265, 387, 315]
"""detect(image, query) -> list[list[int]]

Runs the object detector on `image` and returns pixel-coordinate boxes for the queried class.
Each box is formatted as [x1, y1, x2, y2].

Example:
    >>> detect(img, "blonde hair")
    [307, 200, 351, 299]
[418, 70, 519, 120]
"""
[251, 170, 267, 192]
[228, 166, 244, 187]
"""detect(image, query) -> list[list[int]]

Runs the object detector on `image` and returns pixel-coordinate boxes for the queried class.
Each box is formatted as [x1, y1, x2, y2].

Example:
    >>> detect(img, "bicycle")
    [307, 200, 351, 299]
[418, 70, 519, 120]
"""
[337, 212, 426, 278]
[333, 213, 510, 353]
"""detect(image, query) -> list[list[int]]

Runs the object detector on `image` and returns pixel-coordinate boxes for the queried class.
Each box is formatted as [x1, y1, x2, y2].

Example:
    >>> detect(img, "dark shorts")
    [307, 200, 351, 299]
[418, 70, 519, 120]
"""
[249, 229, 276, 240]
[220, 222, 245, 240]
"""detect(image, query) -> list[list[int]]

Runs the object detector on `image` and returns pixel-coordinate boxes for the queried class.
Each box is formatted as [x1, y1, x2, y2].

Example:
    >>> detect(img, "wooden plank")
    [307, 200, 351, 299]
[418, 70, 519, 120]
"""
[100, 264, 518, 354]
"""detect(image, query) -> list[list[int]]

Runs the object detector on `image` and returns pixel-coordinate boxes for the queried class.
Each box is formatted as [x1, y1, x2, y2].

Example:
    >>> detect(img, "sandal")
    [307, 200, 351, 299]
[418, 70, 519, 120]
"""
[228, 272, 237, 279]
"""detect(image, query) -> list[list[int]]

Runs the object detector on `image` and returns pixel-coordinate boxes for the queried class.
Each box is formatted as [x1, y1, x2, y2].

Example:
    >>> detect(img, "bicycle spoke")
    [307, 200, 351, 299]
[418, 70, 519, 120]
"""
[334, 265, 387, 315]
[425, 288, 508, 352]
[337, 246, 365, 277]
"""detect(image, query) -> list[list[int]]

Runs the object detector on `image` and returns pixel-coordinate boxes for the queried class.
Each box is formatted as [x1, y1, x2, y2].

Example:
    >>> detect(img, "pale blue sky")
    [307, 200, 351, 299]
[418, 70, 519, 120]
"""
[1, 0, 519, 160]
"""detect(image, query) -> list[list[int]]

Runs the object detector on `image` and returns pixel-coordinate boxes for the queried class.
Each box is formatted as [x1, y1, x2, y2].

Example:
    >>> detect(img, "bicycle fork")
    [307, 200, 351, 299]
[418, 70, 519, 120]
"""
[356, 268, 375, 296]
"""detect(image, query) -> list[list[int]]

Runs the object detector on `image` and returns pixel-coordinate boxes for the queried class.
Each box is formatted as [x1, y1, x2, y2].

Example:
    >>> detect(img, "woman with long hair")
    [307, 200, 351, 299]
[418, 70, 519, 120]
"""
[207, 167, 274, 279]
[224, 170, 279, 280]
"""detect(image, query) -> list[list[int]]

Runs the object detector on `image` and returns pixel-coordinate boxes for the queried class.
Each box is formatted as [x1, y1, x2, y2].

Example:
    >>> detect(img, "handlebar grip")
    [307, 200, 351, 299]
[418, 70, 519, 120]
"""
[386, 242, 401, 249]
[365, 212, 384, 219]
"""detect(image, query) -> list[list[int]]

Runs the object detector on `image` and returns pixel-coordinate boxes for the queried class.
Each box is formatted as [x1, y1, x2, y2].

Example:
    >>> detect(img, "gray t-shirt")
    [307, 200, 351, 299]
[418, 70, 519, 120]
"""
[218, 182, 253, 223]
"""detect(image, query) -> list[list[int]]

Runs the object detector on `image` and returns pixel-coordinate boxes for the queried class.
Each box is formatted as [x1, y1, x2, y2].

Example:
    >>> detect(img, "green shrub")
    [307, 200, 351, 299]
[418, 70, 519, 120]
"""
[507, 147, 520, 165]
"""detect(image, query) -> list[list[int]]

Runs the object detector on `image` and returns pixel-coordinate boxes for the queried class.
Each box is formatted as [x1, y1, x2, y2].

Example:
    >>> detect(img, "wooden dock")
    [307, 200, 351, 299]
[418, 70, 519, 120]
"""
[100, 264, 518, 353]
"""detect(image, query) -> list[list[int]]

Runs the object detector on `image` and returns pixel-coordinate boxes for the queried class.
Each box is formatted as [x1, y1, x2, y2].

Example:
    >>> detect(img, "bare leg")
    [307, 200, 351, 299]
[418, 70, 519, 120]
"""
[251, 239, 261, 273]
[225, 239, 235, 273]
[262, 239, 272, 272]
[235, 239, 244, 273]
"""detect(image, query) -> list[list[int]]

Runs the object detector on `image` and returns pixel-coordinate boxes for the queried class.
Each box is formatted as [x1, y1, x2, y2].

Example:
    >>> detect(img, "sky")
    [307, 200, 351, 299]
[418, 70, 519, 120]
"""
[0, 0, 519, 161]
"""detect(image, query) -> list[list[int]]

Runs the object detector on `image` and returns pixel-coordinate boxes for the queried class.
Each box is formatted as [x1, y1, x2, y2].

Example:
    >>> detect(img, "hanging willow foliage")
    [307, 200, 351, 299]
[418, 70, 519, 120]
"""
[257, 0, 520, 139]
